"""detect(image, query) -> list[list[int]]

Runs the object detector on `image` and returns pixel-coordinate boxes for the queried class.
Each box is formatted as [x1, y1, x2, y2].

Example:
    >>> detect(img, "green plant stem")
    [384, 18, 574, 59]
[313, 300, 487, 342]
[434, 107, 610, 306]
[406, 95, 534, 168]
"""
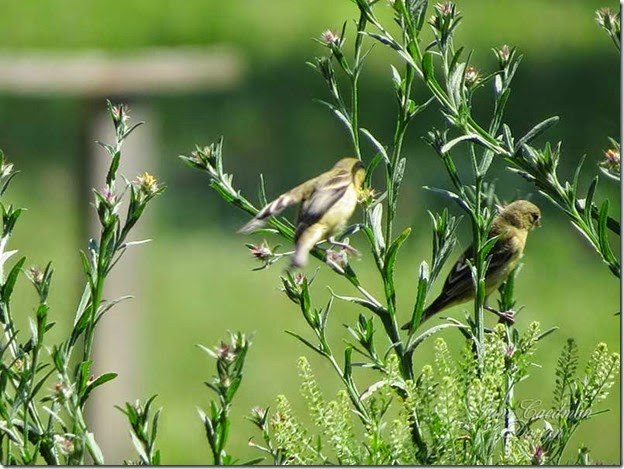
[349, 11, 367, 160]
[1, 303, 51, 464]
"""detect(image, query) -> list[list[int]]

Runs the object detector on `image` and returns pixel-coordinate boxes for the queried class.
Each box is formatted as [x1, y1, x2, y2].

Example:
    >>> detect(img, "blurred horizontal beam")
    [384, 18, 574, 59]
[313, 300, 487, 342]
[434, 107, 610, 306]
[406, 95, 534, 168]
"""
[0, 46, 245, 95]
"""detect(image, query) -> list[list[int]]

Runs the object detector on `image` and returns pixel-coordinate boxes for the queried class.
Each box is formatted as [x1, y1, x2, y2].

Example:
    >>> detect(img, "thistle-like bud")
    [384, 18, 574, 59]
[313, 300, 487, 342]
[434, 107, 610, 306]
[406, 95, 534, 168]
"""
[464, 66, 479, 88]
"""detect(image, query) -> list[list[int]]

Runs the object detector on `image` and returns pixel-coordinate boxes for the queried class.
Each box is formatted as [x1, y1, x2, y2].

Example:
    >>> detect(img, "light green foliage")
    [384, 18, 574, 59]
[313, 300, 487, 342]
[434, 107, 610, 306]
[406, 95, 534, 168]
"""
[271, 395, 317, 465]
[253, 327, 618, 465]
[536, 339, 620, 464]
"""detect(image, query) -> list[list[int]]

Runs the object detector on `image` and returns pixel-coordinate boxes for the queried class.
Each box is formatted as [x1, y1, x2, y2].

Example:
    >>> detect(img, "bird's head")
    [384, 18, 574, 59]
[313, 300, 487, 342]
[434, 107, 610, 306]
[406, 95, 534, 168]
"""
[334, 157, 366, 188]
[499, 200, 541, 230]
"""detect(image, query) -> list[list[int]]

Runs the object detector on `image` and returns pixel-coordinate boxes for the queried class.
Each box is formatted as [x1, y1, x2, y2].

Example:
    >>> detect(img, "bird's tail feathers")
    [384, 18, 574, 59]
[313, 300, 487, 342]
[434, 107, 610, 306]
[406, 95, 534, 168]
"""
[291, 224, 325, 268]
[238, 217, 267, 234]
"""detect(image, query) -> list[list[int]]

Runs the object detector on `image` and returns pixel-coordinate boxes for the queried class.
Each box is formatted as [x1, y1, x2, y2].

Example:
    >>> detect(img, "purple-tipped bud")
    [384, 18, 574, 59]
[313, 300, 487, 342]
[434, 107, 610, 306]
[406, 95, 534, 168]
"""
[464, 66, 479, 87]
[248, 242, 272, 262]
[321, 30, 339, 46]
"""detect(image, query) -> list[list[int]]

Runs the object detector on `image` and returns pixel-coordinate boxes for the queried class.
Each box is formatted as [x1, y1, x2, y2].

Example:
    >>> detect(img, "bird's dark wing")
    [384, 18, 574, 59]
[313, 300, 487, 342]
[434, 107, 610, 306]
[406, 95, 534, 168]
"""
[440, 238, 517, 300]
[238, 178, 316, 234]
[485, 238, 518, 278]
[436, 246, 475, 304]
[294, 169, 352, 239]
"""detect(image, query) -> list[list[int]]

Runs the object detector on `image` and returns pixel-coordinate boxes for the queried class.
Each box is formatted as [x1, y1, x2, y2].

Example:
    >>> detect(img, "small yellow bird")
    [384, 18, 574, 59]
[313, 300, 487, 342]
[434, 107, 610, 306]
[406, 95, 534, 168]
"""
[402, 200, 541, 330]
[239, 158, 366, 268]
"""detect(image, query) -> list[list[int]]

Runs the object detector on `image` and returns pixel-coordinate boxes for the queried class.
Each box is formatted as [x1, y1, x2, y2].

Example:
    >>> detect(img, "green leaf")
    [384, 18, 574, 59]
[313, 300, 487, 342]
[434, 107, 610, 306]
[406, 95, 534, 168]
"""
[130, 430, 150, 464]
[571, 154, 586, 195]
[406, 261, 429, 332]
[284, 330, 324, 357]
[370, 203, 385, 253]
[536, 326, 559, 342]
[479, 233, 501, 262]
[450, 57, 470, 105]
[583, 176, 599, 227]
[422, 51, 435, 81]
[151, 407, 161, 446]
[383, 227, 411, 313]
[77, 360, 93, 394]
[106, 151, 121, 186]
[30, 368, 56, 400]
[343, 347, 353, 381]
[514, 116, 559, 153]
[393, 157, 407, 190]
[597, 199, 619, 276]
[440, 134, 480, 154]
[329, 288, 382, 315]
[364, 32, 400, 50]
[448, 47, 465, 77]
[70, 305, 92, 347]
[84, 372, 118, 397]
[360, 129, 390, 165]
[425, 186, 470, 212]
[2, 256, 25, 301]
[384, 227, 411, 282]
[406, 322, 467, 353]
[316, 99, 352, 133]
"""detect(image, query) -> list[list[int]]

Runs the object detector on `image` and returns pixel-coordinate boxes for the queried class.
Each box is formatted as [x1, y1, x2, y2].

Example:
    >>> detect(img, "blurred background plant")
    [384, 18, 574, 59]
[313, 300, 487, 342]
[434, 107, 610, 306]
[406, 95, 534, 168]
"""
[0, 103, 162, 464]
[0, 0, 619, 464]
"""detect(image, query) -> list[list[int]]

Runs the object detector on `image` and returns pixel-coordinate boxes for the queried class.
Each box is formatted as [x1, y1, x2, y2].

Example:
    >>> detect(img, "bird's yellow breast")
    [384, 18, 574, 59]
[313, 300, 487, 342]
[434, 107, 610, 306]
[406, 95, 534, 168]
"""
[324, 183, 359, 234]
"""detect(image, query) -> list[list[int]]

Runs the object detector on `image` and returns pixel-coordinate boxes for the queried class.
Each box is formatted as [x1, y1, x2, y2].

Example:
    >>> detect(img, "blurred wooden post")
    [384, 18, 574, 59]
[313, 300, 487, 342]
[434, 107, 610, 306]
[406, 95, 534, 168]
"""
[0, 47, 244, 462]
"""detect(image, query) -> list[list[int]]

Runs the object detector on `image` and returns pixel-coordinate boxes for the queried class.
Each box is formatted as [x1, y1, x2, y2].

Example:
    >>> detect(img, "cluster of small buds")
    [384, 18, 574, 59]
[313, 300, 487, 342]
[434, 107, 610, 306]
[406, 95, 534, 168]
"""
[280, 271, 309, 305]
[504, 343, 516, 359]
[531, 445, 546, 465]
[249, 406, 269, 427]
[102, 185, 117, 206]
[318, 28, 347, 74]
[434, 1, 454, 16]
[595, 8, 619, 31]
[358, 186, 377, 207]
[215, 341, 236, 364]
[293, 272, 305, 286]
[247, 241, 273, 262]
[110, 103, 131, 126]
[495, 44, 512, 68]
[429, 1, 456, 31]
[12, 357, 25, 373]
[601, 148, 620, 174]
[135, 172, 160, 197]
[321, 30, 340, 47]
[188, 145, 214, 170]
[464, 66, 480, 88]
[95, 183, 121, 226]
[27, 265, 44, 285]
[54, 435, 76, 456]
[0, 161, 14, 179]
[53, 381, 72, 403]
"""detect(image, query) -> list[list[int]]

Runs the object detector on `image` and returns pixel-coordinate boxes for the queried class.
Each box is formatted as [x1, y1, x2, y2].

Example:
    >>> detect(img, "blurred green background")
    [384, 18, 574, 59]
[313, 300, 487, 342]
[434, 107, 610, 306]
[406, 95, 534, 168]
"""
[0, 0, 620, 464]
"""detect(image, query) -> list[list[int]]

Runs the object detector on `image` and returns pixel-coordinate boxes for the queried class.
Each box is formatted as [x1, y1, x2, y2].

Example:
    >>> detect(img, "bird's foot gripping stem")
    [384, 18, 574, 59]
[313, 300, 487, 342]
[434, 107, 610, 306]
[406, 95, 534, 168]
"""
[327, 236, 361, 257]
[485, 305, 516, 325]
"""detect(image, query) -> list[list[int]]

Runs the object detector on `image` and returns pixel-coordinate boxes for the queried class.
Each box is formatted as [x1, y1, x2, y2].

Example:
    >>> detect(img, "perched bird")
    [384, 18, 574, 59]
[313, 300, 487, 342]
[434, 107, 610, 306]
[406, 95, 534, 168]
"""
[239, 158, 366, 268]
[402, 200, 541, 330]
